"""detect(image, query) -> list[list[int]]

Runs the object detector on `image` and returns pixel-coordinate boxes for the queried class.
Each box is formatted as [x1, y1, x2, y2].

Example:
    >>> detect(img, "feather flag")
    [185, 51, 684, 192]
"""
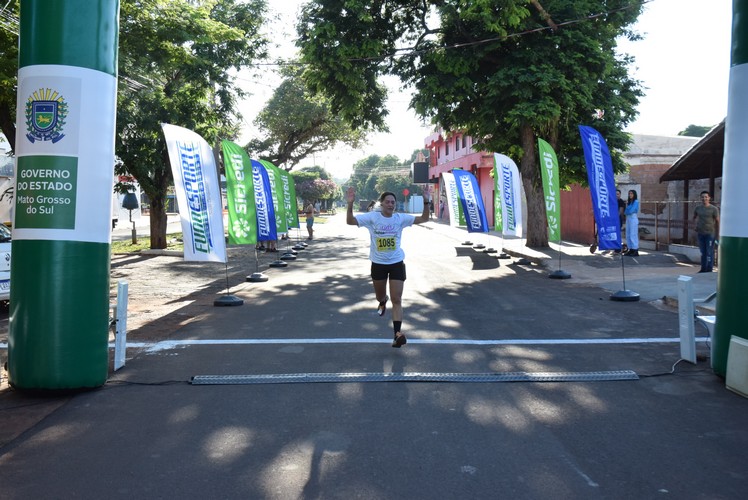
[250, 159, 277, 242]
[452, 169, 489, 233]
[493, 154, 523, 238]
[162, 124, 226, 262]
[537, 138, 561, 242]
[579, 125, 621, 251]
[221, 140, 258, 245]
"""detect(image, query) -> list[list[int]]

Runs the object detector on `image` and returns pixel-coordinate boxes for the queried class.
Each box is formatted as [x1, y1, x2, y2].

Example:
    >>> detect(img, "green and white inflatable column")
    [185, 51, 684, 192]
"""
[9, 0, 119, 389]
[714, 0, 748, 376]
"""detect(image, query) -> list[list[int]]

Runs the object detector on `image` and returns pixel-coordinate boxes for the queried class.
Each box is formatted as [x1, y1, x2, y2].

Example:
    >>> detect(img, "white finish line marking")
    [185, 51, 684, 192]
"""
[0, 337, 710, 353]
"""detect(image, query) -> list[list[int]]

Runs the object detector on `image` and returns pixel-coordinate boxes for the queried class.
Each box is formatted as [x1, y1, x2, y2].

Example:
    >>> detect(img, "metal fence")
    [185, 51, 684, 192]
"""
[636, 200, 718, 250]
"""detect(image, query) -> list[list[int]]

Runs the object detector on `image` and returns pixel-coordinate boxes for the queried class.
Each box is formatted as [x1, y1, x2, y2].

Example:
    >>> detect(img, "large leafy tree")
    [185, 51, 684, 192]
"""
[298, 0, 644, 247]
[246, 65, 366, 170]
[117, 0, 268, 248]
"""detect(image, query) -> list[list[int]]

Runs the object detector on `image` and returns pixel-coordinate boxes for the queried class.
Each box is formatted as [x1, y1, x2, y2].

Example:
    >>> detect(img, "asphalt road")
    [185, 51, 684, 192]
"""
[0, 213, 744, 499]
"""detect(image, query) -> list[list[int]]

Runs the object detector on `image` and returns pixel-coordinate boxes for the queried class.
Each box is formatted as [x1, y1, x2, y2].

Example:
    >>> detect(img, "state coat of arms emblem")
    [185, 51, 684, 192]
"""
[25, 88, 67, 144]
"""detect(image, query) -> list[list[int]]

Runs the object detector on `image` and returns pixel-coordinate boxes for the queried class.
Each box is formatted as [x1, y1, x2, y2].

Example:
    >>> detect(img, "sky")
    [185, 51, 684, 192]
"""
[237, 0, 733, 179]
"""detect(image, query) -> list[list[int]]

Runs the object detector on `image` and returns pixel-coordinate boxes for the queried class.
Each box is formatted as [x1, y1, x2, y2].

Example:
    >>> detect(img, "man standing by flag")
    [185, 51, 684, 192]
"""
[346, 186, 430, 347]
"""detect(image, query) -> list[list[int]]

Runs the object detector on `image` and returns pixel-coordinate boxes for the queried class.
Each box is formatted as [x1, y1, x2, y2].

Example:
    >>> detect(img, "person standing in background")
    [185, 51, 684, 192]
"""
[305, 202, 316, 240]
[615, 189, 626, 254]
[693, 191, 720, 273]
[624, 189, 639, 256]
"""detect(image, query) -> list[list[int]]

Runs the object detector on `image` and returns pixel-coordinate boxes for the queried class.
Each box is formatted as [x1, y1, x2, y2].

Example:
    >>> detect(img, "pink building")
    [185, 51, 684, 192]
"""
[424, 128, 496, 226]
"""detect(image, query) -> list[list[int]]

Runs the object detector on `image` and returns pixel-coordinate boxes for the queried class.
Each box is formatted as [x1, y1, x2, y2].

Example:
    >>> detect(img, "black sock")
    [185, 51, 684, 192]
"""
[393, 321, 402, 335]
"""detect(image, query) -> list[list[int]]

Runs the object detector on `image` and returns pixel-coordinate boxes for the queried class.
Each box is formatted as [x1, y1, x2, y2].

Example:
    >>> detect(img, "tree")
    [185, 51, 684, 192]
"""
[0, 0, 19, 151]
[375, 174, 420, 201]
[296, 178, 337, 206]
[116, 0, 269, 248]
[294, 165, 332, 182]
[678, 124, 714, 138]
[408, 148, 430, 164]
[292, 165, 338, 206]
[246, 65, 366, 170]
[298, 0, 644, 247]
[346, 153, 408, 201]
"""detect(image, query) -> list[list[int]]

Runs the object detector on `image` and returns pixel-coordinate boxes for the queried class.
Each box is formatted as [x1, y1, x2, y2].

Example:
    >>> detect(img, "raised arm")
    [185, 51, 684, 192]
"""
[346, 186, 358, 225]
[413, 195, 431, 224]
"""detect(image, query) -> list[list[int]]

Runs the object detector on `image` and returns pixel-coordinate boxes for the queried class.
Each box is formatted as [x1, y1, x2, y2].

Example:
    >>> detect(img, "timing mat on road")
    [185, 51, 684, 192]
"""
[190, 370, 640, 385]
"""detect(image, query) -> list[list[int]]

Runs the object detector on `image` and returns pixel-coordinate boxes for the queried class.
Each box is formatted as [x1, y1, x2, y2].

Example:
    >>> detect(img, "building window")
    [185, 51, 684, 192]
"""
[455, 136, 461, 150]
[463, 136, 468, 149]
[445, 140, 450, 155]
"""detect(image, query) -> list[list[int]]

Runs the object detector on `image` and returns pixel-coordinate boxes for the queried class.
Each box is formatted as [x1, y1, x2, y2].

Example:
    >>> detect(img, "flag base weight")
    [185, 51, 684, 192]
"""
[269, 260, 288, 268]
[474, 243, 485, 249]
[610, 290, 640, 302]
[496, 253, 511, 259]
[280, 253, 296, 261]
[483, 248, 497, 253]
[549, 270, 571, 279]
[516, 258, 532, 266]
[214, 295, 244, 307]
[247, 273, 269, 282]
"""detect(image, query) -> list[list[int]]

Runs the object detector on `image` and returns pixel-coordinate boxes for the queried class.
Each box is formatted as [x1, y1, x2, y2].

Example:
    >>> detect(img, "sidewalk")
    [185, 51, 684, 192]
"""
[424, 218, 718, 312]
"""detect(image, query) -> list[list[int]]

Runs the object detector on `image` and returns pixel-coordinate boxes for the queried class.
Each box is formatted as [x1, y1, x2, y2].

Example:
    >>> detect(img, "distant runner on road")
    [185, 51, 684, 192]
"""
[346, 187, 430, 347]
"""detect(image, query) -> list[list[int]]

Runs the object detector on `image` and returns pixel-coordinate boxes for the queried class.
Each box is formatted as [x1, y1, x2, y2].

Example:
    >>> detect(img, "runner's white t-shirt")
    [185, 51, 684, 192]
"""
[355, 211, 415, 264]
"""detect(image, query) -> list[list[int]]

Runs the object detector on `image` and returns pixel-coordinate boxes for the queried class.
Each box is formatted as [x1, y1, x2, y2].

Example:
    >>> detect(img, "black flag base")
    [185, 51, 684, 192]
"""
[473, 243, 485, 249]
[214, 295, 244, 307]
[280, 253, 297, 261]
[483, 247, 497, 253]
[462, 241, 473, 246]
[292, 244, 305, 250]
[516, 258, 532, 266]
[549, 270, 571, 279]
[247, 272, 269, 282]
[496, 252, 511, 259]
[610, 289, 640, 302]
[269, 260, 288, 268]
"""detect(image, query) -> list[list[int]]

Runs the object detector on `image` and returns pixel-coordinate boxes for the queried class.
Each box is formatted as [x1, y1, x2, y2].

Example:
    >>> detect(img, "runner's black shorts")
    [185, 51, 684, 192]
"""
[371, 261, 406, 281]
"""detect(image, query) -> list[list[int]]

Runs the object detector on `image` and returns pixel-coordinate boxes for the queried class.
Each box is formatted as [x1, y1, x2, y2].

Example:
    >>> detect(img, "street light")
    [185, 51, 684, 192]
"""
[122, 192, 139, 244]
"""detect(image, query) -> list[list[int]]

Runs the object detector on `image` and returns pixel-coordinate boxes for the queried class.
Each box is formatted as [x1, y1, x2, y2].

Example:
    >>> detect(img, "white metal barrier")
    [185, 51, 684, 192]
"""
[110, 280, 129, 371]
[677, 275, 716, 364]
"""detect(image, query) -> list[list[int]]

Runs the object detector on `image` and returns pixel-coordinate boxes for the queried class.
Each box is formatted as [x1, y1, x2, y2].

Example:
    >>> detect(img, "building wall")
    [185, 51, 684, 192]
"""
[560, 184, 594, 244]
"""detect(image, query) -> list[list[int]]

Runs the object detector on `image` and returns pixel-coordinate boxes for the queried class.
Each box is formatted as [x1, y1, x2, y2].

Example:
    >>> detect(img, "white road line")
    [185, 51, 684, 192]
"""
[0, 337, 709, 352]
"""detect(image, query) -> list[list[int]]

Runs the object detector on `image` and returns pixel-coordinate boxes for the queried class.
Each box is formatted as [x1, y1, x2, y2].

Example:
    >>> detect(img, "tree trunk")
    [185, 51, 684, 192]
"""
[149, 193, 168, 249]
[519, 123, 549, 248]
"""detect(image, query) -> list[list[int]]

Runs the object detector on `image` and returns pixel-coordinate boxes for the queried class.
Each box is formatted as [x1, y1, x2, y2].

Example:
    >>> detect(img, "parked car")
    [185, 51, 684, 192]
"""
[0, 223, 10, 301]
